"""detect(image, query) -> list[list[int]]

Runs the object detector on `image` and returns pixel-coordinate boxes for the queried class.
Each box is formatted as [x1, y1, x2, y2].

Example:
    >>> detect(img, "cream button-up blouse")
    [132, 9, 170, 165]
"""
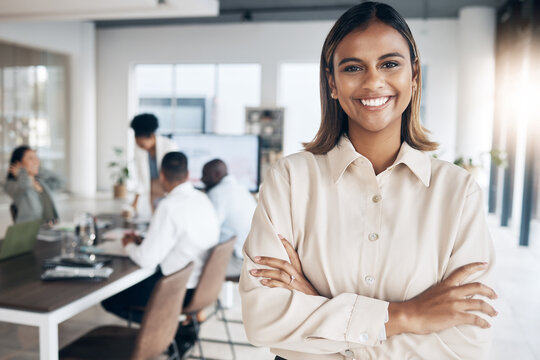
[239, 136, 495, 360]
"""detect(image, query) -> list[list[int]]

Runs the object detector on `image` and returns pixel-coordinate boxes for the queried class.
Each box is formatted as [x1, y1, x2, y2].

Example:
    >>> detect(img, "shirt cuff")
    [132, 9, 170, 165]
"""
[378, 309, 389, 341]
[345, 295, 389, 347]
[124, 243, 137, 257]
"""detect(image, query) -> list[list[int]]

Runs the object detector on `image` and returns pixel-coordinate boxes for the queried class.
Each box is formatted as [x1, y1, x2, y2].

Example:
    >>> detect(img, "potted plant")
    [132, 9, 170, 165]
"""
[108, 147, 129, 199]
[453, 149, 507, 180]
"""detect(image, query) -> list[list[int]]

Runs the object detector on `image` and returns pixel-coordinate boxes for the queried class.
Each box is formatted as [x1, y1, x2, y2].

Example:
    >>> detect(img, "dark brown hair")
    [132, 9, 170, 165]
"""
[304, 1, 438, 154]
[6, 145, 32, 180]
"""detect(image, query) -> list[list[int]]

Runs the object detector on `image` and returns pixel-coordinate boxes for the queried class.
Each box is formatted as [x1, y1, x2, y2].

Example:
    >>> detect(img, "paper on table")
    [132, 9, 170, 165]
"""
[96, 239, 129, 257]
[51, 221, 76, 232]
[37, 229, 63, 242]
[42, 266, 114, 279]
[102, 228, 144, 241]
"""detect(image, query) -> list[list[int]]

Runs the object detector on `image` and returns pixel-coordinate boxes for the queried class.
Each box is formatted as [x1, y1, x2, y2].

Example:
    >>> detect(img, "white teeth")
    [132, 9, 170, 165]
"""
[360, 97, 389, 107]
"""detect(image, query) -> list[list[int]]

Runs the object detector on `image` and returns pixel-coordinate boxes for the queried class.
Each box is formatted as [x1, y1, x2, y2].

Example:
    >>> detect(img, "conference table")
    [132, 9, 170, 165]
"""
[0, 216, 154, 360]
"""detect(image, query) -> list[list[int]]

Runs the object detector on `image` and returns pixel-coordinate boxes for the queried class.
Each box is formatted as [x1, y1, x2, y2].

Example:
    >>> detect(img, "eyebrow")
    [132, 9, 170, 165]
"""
[338, 52, 405, 66]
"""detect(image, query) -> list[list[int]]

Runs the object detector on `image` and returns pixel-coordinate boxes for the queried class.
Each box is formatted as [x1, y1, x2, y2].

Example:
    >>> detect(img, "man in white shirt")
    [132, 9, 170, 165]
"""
[202, 159, 256, 272]
[102, 152, 219, 351]
[130, 113, 178, 216]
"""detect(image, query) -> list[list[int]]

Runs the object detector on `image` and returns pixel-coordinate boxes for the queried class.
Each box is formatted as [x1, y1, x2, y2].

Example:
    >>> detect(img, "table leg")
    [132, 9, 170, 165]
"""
[39, 319, 58, 360]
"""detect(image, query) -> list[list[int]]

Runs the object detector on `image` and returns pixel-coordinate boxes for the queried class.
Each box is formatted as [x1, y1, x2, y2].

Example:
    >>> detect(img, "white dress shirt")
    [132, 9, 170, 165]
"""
[125, 181, 219, 288]
[240, 136, 495, 360]
[207, 175, 257, 258]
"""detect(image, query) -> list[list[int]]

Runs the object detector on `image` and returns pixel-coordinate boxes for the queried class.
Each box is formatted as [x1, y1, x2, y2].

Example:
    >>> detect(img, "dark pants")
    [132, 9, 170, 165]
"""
[275, 357, 287, 360]
[101, 269, 194, 323]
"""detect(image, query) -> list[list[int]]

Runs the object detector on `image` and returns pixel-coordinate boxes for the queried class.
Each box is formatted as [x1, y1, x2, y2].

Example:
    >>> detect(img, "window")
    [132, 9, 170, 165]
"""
[135, 64, 261, 135]
[0, 42, 69, 194]
[278, 63, 320, 155]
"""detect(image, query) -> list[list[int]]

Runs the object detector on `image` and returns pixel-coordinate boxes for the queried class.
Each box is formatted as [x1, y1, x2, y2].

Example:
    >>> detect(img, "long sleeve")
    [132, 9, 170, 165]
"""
[360, 180, 495, 360]
[240, 165, 389, 357]
[132, 148, 146, 196]
[4, 168, 33, 201]
[125, 203, 177, 269]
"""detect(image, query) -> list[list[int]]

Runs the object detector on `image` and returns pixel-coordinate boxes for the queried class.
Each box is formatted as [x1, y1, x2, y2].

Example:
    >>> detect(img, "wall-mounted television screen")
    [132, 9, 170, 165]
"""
[170, 134, 260, 192]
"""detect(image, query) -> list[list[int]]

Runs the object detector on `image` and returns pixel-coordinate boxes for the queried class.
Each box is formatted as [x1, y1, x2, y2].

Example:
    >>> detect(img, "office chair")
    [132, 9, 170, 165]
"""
[59, 262, 194, 360]
[9, 203, 17, 223]
[182, 237, 236, 360]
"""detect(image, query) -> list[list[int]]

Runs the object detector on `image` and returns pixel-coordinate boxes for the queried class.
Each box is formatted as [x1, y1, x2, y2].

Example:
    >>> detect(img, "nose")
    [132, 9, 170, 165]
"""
[362, 68, 385, 91]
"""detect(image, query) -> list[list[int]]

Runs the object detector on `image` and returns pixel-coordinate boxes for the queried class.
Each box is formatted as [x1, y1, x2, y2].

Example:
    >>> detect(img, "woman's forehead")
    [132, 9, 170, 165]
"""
[334, 21, 411, 61]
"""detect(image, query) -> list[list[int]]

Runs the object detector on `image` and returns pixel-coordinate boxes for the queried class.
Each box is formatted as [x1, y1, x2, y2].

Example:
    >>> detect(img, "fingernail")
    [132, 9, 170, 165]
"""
[254, 256, 261, 262]
[277, 234, 285, 240]
[250, 270, 259, 275]
[261, 279, 268, 284]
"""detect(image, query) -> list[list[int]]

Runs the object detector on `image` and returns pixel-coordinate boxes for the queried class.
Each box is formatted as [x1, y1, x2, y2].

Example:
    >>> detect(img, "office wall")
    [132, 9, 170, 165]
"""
[96, 19, 460, 191]
[0, 21, 97, 198]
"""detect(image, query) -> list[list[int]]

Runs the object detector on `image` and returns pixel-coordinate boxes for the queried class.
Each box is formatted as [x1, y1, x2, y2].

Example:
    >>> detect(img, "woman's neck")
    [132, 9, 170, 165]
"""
[348, 125, 401, 176]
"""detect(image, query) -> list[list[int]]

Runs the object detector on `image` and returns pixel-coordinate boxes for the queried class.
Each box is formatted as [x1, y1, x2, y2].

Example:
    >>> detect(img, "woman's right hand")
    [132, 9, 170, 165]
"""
[8, 163, 21, 177]
[386, 262, 498, 337]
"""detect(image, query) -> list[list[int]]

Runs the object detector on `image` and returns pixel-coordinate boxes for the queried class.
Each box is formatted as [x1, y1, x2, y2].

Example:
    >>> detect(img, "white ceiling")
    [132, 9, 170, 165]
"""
[95, 0, 505, 28]
[0, 0, 219, 22]
[0, 0, 506, 25]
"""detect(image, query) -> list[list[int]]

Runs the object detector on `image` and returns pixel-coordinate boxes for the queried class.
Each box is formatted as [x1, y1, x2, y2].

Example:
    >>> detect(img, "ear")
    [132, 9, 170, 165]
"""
[159, 171, 166, 185]
[326, 67, 338, 99]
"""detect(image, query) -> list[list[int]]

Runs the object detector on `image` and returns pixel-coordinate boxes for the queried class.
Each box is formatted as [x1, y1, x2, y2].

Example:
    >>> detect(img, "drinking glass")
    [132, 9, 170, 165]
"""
[76, 212, 97, 247]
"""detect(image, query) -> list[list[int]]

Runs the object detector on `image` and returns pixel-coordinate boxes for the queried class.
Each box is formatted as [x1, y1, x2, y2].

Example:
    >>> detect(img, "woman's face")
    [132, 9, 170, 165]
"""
[328, 20, 417, 138]
[20, 150, 40, 176]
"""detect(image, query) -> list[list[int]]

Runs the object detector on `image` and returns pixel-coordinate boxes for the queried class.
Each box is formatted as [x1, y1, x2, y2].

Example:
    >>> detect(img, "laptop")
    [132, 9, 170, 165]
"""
[0, 220, 42, 261]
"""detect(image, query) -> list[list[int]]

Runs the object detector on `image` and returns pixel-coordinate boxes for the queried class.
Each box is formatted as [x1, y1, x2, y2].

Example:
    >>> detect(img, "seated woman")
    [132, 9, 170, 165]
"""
[4, 145, 59, 225]
[241, 2, 497, 360]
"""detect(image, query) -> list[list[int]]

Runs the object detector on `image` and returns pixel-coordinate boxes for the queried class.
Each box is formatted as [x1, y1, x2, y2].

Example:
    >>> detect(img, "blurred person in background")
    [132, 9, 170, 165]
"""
[5, 145, 59, 225]
[202, 158, 256, 272]
[130, 113, 178, 216]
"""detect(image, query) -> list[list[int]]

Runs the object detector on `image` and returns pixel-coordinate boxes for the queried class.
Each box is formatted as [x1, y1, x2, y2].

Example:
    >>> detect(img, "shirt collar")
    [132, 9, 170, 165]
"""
[168, 181, 195, 196]
[327, 136, 431, 187]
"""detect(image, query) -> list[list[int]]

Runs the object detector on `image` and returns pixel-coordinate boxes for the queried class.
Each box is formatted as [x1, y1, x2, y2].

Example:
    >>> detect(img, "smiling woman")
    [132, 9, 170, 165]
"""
[240, 2, 497, 360]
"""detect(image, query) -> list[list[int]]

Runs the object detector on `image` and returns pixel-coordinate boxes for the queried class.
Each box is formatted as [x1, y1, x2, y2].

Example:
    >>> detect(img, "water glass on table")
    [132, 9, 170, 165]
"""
[61, 232, 79, 257]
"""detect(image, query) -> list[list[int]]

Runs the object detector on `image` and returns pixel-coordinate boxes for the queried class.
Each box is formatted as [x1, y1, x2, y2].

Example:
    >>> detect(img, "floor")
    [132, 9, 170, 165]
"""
[0, 195, 538, 359]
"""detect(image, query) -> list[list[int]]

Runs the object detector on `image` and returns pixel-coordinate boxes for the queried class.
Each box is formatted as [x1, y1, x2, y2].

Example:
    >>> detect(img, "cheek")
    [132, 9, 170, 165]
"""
[334, 75, 356, 96]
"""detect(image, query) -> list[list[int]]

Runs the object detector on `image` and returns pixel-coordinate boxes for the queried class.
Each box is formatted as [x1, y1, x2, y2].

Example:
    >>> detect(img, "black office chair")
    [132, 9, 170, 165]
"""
[9, 203, 17, 223]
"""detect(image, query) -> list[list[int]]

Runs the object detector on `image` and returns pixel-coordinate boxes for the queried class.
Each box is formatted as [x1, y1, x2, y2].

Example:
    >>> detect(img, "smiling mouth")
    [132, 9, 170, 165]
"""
[359, 96, 391, 107]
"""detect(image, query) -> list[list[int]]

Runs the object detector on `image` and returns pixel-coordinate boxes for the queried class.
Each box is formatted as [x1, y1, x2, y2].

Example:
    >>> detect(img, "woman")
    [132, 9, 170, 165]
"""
[240, 2, 497, 360]
[130, 113, 178, 216]
[5, 145, 59, 225]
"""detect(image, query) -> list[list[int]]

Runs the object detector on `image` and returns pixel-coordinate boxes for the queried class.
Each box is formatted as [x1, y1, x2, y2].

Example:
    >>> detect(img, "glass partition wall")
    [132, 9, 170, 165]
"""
[0, 42, 69, 198]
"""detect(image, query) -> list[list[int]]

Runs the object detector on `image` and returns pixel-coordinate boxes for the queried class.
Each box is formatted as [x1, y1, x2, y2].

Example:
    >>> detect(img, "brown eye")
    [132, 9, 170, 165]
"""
[343, 65, 362, 72]
[381, 61, 399, 69]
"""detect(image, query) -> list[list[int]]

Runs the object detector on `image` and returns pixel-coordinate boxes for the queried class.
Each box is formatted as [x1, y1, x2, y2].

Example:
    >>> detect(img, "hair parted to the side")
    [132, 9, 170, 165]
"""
[304, 1, 438, 154]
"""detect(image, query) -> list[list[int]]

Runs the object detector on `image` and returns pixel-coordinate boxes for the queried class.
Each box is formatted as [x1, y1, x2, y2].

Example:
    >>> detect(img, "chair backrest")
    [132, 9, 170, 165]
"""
[131, 262, 194, 360]
[183, 237, 236, 314]
[9, 204, 17, 223]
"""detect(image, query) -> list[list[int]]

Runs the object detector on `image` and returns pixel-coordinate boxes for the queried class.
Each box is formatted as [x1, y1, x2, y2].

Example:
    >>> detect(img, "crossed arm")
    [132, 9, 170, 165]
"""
[250, 235, 497, 338]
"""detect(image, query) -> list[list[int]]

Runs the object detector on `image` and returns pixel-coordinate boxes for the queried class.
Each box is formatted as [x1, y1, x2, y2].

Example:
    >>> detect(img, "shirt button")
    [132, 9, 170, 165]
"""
[372, 194, 382, 203]
[359, 332, 369, 343]
[365, 275, 375, 285]
[368, 233, 379, 241]
[344, 349, 355, 358]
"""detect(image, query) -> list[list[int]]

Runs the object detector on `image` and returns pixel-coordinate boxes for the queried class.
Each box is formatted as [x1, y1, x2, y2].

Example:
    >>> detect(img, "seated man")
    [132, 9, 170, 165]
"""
[102, 151, 219, 353]
[201, 159, 256, 273]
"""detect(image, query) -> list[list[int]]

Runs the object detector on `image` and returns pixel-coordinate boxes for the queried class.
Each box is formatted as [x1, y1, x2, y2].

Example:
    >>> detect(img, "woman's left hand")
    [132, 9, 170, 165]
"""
[250, 234, 320, 296]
